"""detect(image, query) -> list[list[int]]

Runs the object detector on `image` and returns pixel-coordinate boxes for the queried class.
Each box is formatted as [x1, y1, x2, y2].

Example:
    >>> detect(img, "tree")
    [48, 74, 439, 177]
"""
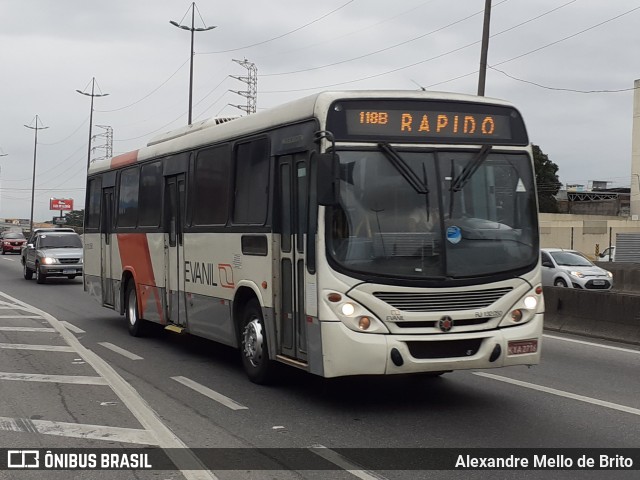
[64, 209, 84, 227]
[532, 144, 562, 213]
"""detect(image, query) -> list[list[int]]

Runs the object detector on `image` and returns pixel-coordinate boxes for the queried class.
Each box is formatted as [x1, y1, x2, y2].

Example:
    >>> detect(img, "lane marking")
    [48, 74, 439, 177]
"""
[473, 372, 640, 417]
[61, 321, 85, 334]
[0, 415, 156, 445]
[544, 334, 640, 355]
[0, 372, 107, 385]
[99, 342, 144, 360]
[0, 343, 75, 352]
[0, 291, 218, 480]
[171, 376, 248, 411]
[0, 326, 55, 332]
[310, 445, 388, 480]
[0, 316, 45, 320]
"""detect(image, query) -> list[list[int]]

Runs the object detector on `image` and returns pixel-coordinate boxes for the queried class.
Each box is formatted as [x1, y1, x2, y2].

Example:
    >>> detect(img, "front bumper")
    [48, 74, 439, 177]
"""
[319, 314, 543, 378]
[40, 264, 83, 276]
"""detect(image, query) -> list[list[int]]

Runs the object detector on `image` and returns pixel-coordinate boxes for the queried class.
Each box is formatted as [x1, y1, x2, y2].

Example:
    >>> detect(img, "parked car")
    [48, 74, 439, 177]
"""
[21, 230, 83, 284]
[541, 248, 613, 290]
[0, 231, 26, 255]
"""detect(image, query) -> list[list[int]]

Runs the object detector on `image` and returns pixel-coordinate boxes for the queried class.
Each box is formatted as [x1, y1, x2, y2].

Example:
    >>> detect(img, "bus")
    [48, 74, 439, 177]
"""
[83, 90, 543, 384]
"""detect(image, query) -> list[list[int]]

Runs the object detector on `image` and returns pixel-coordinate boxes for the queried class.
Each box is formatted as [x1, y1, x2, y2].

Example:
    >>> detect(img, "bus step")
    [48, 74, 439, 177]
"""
[164, 325, 184, 334]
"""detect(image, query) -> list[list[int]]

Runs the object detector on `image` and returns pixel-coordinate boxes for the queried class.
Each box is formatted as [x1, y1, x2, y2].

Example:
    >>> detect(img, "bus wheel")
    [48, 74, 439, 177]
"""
[240, 299, 275, 384]
[126, 282, 147, 337]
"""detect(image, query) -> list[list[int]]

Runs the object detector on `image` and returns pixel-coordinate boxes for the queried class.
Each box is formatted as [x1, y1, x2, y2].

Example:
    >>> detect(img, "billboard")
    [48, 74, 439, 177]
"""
[50, 198, 74, 211]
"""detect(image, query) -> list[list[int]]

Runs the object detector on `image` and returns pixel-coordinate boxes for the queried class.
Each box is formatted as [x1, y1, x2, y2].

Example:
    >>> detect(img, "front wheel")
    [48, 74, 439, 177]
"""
[23, 262, 33, 280]
[554, 278, 568, 287]
[126, 282, 147, 337]
[35, 264, 46, 284]
[240, 299, 276, 384]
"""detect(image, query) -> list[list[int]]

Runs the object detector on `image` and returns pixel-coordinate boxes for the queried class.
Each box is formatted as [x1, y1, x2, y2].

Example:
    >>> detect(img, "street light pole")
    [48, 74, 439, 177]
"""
[477, 0, 492, 96]
[170, 2, 216, 125]
[77, 77, 109, 171]
[0, 152, 6, 220]
[24, 116, 48, 235]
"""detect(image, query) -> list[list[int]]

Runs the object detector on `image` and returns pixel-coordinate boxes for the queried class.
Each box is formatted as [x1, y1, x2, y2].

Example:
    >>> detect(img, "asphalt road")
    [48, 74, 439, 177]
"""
[0, 252, 639, 480]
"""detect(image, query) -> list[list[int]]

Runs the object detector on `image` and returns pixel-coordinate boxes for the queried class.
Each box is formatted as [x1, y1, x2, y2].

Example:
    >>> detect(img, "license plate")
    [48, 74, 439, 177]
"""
[63, 269, 76, 275]
[12, 246, 20, 250]
[508, 340, 538, 355]
[593, 280, 605, 285]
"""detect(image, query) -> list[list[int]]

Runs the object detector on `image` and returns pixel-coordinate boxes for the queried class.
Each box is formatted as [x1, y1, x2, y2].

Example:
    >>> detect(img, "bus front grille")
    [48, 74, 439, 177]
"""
[373, 287, 512, 312]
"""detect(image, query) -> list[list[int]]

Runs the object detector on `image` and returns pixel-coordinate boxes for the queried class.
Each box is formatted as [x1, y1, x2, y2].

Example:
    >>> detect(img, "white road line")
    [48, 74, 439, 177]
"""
[310, 445, 387, 480]
[98, 342, 144, 360]
[61, 321, 85, 334]
[0, 372, 108, 385]
[0, 343, 74, 352]
[0, 415, 157, 445]
[171, 376, 248, 411]
[0, 326, 55, 332]
[0, 316, 44, 319]
[543, 334, 640, 355]
[0, 291, 218, 480]
[473, 372, 640, 417]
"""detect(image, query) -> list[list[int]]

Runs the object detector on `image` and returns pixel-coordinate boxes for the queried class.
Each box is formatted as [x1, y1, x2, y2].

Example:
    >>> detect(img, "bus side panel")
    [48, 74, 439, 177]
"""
[83, 232, 103, 304]
[116, 233, 166, 324]
[185, 294, 235, 347]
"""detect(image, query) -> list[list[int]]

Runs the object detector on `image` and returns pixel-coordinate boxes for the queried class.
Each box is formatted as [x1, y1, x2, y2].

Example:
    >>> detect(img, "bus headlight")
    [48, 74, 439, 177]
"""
[323, 291, 389, 334]
[499, 288, 542, 327]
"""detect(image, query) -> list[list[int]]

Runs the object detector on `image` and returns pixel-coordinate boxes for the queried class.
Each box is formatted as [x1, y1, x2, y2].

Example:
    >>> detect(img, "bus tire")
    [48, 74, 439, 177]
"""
[125, 281, 147, 337]
[240, 299, 275, 384]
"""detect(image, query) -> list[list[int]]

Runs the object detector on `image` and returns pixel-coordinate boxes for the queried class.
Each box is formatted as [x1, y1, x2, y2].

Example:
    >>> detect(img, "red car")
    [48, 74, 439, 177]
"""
[1, 231, 26, 255]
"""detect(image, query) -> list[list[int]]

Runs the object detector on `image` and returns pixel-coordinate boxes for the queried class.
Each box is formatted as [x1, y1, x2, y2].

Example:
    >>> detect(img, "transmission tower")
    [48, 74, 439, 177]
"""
[229, 58, 257, 115]
[91, 125, 113, 162]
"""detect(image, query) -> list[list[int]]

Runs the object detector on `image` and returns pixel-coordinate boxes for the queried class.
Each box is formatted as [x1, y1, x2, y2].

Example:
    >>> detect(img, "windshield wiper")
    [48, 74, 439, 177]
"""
[378, 143, 428, 194]
[449, 144, 492, 192]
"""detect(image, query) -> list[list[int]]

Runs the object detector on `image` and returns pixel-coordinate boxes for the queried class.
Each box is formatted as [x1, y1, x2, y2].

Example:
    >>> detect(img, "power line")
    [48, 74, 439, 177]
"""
[490, 66, 636, 93]
[260, 0, 577, 93]
[200, 0, 356, 54]
[259, 1, 507, 77]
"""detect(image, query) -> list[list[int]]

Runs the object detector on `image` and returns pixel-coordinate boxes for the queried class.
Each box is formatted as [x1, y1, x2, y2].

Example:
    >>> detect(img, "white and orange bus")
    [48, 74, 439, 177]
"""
[84, 90, 543, 384]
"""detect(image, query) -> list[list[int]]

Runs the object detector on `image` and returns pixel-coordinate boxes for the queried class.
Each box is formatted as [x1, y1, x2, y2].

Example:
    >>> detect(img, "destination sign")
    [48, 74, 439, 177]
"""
[327, 100, 528, 145]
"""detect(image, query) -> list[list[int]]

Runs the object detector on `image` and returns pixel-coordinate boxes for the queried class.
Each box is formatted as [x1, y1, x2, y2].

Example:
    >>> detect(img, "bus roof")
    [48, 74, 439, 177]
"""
[89, 90, 517, 175]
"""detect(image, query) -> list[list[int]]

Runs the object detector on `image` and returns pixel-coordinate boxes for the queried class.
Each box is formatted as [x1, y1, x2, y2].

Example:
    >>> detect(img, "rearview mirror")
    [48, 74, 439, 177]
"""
[314, 151, 340, 206]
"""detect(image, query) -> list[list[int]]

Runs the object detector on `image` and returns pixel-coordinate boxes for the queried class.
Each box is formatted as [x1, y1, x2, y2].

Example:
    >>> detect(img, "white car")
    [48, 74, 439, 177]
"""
[541, 248, 613, 290]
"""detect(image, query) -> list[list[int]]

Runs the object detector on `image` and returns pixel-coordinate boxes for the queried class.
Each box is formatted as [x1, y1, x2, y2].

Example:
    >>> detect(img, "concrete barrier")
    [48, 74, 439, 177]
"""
[543, 287, 640, 345]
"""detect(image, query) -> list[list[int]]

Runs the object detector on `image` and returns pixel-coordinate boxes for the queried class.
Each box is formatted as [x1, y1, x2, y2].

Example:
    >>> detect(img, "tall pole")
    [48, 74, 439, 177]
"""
[170, 3, 216, 125]
[77, 77, 109, 171]
[0, 151, 5, 219]
[477, 0, 492, 96]
[24, 115, 48, 235]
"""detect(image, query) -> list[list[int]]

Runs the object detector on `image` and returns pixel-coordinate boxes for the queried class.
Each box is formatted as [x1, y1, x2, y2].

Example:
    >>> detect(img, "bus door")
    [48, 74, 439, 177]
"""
[164, 174, 187, 327]
[277, 153, 309, 362]
[101, 187, 115, 307]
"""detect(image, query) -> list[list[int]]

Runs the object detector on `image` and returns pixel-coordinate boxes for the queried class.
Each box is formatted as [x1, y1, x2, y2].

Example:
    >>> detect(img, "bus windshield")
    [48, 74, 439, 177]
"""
[328, 148, 538, 281]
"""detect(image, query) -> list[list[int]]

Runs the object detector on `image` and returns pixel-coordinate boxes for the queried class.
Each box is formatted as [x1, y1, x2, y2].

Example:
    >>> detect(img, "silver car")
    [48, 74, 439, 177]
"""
[541, 248, 613, 290]
[22, 230, 83, 284]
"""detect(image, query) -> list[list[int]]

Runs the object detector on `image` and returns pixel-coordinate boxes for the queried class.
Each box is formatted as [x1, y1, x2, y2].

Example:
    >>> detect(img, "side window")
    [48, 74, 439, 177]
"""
[117, 167, 140, 227]
[138, 161, 162, 227]
[233, 138, 269, 224]
[86, 177, 102, 230]
[541, 251, 551, 264]
[192, 145, 231, 225]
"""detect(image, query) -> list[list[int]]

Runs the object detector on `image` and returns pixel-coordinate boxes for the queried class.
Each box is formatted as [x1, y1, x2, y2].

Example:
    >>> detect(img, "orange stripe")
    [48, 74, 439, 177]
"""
[110, 150, 138, 169]
[117, 233, 163, 323]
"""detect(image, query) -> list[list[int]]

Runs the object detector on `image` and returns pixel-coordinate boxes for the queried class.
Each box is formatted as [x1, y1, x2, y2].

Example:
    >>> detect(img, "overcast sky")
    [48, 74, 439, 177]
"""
[1, 0, 639, 221]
